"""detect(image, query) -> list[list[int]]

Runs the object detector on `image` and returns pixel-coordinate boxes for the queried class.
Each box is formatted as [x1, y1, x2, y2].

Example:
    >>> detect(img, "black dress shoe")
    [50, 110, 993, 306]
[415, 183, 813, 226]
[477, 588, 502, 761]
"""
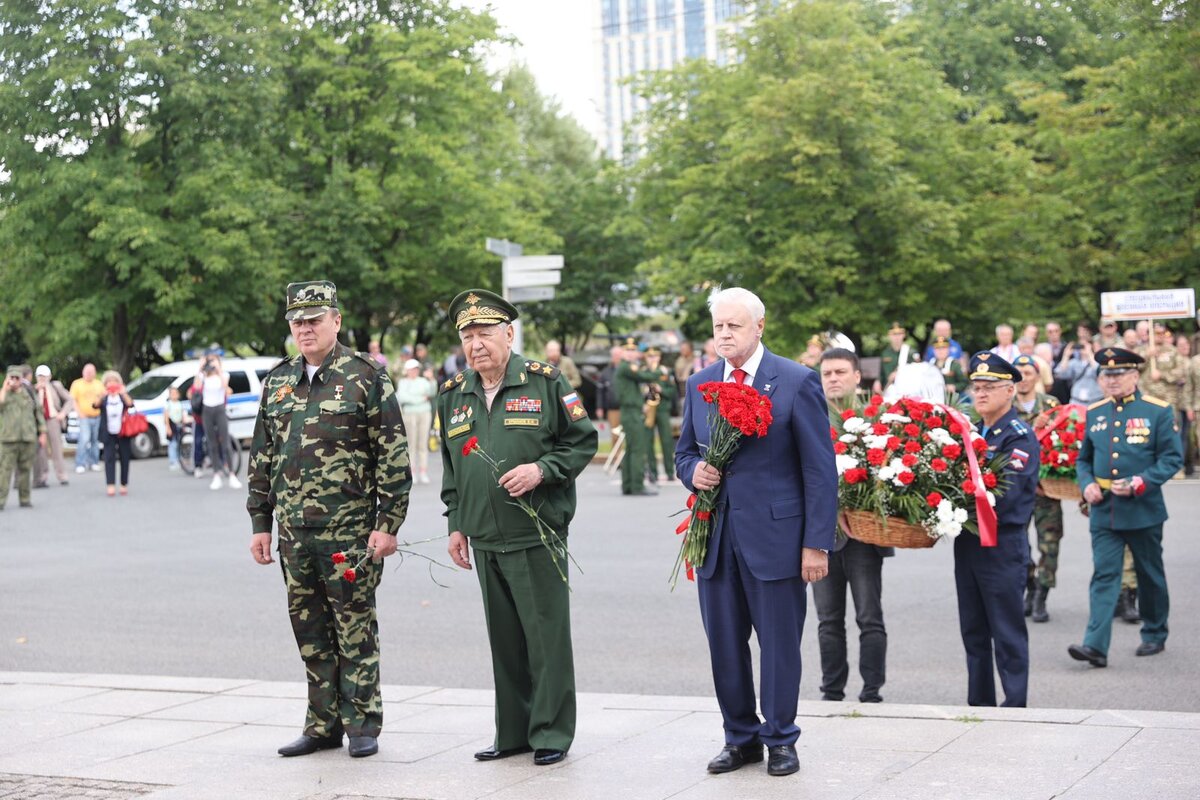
[533, 748, 566, 765]
[767, 744, 799, 776]
[348, 736, 378, 757]
[706, 742, 763, 774]
[858, 693, 883, 704]
[1068, 643, 1108, 668]
[1136, 641, 1165, 657]
[277, 733, 343, 757]
[474, 745, 533, 761]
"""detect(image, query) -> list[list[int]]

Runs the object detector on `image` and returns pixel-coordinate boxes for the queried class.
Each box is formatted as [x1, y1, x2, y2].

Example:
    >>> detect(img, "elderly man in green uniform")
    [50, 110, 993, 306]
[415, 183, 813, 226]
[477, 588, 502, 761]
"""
[1, 366, 47, 510]
[439, 289, 597, 766]
[1012, 354, 1061, 623]
[643, 346, 678, 483]
[1068, 347, 1183, 668]
[615, 338, 659, 495]
[248, 280, 411, 759]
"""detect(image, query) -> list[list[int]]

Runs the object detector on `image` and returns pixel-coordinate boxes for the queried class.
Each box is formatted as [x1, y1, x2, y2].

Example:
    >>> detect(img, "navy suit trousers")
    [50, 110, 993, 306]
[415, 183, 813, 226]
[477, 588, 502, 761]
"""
[698, 515, 807, 747]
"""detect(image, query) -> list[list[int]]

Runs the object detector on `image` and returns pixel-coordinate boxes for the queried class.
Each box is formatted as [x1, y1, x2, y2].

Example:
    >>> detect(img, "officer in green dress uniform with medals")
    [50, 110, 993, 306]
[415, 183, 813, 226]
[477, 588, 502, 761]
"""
[438, 289, 597, 766]
[1068, 348, 1183, 668]
[643, 346, 678, 483]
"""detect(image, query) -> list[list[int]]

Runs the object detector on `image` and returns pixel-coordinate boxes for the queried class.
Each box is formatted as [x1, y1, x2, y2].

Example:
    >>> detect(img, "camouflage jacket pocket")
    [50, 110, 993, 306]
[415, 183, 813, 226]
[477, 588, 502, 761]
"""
[313, 400, 364, 441]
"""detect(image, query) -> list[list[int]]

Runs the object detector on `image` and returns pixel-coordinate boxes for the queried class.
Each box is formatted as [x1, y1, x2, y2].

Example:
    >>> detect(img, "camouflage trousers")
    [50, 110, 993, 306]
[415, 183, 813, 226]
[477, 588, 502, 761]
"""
[0, 441, 36, 510]
[1122, 546, 1137, 590]
[279, 523, 383, 738]
[1028, 495, 1064, 588]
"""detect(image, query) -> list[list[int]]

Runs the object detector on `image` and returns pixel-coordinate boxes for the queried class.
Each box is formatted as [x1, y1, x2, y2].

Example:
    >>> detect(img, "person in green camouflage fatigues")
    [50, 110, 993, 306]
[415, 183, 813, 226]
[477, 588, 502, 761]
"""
[439, 289, 597, 766]
[643, 347, 678, 482]
[1013, 355, 1061, 623]
[248, 281, 410, 760]
[615, 339, 659, 495]
[1, 365, 46, 510]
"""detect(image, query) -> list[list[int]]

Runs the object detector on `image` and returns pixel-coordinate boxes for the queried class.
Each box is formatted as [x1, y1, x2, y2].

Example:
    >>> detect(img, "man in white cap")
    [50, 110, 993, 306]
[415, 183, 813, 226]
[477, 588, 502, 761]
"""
[33, 365, 74, 487]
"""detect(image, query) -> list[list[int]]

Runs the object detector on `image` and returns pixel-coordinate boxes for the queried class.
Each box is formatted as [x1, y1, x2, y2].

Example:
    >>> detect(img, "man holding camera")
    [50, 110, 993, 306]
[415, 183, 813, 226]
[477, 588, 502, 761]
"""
[1, 366, 47, 510]
[1068, 348, 1183, 668]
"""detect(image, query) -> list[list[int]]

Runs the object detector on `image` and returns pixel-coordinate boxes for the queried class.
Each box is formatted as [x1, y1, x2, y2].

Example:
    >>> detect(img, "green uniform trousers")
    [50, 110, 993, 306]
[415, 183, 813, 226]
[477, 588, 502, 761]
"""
[279, 524, 383, 738]
[476, 545, 575, 752]
[619, 405, 648, 493]
[0, 441, 36, 509]
[648, 410, 675, 481]
[1030, 495, 1064, 588]
[1083, 524, 1169, 656]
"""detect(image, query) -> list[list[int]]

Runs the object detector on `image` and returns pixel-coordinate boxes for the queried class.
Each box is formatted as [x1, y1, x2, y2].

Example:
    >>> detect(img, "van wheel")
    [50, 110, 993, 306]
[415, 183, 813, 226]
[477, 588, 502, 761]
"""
[131, 429, 159, 460]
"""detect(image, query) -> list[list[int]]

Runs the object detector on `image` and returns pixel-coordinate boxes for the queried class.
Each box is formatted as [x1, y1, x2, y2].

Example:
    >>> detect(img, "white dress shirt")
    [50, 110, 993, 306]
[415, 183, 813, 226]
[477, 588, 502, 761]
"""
[723, 342, 765, 385]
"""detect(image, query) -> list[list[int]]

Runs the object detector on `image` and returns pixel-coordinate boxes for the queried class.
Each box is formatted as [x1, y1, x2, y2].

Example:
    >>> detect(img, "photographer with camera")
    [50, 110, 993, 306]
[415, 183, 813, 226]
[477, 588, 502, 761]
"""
[1054, 330, 1104, 406]
[194, 354, 240, 491]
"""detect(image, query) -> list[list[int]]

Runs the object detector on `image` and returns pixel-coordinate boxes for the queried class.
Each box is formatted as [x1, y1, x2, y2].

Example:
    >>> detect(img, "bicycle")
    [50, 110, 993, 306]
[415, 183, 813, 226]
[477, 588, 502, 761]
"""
[177, 419, 241, 475]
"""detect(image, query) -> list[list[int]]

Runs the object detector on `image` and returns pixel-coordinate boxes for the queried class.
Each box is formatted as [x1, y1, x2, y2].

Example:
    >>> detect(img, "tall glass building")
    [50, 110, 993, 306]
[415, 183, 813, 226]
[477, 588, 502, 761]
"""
[596, 0, 754, 159]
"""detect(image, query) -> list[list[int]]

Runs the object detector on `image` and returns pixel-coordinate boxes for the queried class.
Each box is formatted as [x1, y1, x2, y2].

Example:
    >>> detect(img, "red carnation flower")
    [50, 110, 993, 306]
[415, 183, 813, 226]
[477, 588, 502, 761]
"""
[872, 422, 889, 436]
[926, 416, 944, 429]
[926, 492, 943, 507]
[942, 444, 962, 460]
[948, 422, 964, 435]
[696, 511, 712, 521]
[901, 453, 918, 467]
[886, 436, 900, 451]
[841, 408, 857, 421]
[1060, 431, 1076, 445]
[867, 448, 887, 466]
[830, 426, 839, 441]
[983, 472, 998, 489]
[961, 478, 976, 494]
[931, 458, 948, 473]
[343, 568, 357, 583]
[332, 553, 347, 565]
[904, 440, 921, 454]
[845, 468, 868, 484]
[1075, 423, 1085, 437]
[897, 471, 915, 485]
[903, 423, 921, 437]
[864, 404, 879, 418]
[833, 441, 848, 454]
[972, 438, 988, 454]
[870, 394, 884, 406]
[462, 436, 479, 456]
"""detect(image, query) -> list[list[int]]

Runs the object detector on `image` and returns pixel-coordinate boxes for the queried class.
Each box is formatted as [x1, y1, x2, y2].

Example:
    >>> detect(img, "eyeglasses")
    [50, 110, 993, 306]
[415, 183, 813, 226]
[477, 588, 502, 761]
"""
[1098, 371, 1134, 379]
[970, 382, 1012, 395]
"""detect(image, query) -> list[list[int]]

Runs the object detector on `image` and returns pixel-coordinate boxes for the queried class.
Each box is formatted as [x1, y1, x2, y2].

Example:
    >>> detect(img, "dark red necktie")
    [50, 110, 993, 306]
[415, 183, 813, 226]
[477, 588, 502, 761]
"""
[731, 368, 748, 385]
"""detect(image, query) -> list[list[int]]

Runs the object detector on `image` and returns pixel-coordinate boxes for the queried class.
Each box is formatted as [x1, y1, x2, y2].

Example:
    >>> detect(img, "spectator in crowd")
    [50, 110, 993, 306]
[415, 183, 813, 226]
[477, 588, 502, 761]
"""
[676, 341, 697, 388]
[441, 345, 466, 383]
[1055, 340, 1103, 405]
[195, 355, 240, 491]
[1, 366, 46, 510]
[596, 345, 622, 430]
[699, 338, 718, 370]
[69, 363, 104, 473]
[930, 336, 966, 396]
[163, 385, 188, 471]
[544, 340, 582, 390]
[989, 324, 1020, 363]
[1122, 328, 1140, 349]
[1179, 334, 1196, 477]
[414, 342, 432, 372]
[33, 365, 73, 487]
[1022, 324, 1040, 345]
[875, 322, 917, 394]
[1034, 343, 1057, 393]
[396, 358, 436, 484]
[1044, 321, 1065, 362]
[1093, 318, 1122, 349]
[94, 370, 134, 497]
[1135, 320, 1151, 346]
[923, 319, 964, 365]
[367, 340, 388, 368]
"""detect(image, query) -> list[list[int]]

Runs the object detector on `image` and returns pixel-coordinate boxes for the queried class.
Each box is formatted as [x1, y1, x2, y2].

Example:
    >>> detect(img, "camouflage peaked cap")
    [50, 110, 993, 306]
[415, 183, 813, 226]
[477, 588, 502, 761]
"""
[285, 280, 338, 321]
[5, 365, 21, 378]
[449, 289, 518, 331]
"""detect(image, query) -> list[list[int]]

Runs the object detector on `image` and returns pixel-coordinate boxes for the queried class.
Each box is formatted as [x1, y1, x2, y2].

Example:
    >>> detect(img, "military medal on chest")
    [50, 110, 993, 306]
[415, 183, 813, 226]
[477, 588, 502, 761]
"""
[333, 384, 344, 401]
[450, 404, 474, 425]
[274, 384, 294, 404]
[504, 396, 542, 413]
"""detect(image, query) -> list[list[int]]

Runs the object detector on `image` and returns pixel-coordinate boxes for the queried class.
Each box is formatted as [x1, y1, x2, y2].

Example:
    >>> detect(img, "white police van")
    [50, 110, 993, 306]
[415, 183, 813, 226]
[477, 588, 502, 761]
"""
[67, 357, 282, 459]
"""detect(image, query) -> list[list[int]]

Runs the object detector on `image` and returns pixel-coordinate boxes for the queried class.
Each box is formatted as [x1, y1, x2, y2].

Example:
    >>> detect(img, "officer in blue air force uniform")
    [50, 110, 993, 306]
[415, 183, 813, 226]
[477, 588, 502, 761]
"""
[1068, 348, 1183, 669]
[955, 352, 1040, 707]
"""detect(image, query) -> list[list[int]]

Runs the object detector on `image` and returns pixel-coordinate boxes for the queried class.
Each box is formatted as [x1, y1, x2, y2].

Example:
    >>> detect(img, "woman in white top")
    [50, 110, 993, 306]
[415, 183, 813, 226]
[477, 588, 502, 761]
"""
[395, 358, 436, 483]
[92, 370, 134, 496]
[196, 355, 240, 491]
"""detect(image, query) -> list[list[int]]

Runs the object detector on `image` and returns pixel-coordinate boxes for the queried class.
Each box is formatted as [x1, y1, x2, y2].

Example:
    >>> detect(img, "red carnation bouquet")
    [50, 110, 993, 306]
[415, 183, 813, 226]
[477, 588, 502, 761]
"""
[330, 535, 453, 586]
[1036, 403, 1087, 501]
[671, 382, 773, 587]
[833, 395, 1007, 542]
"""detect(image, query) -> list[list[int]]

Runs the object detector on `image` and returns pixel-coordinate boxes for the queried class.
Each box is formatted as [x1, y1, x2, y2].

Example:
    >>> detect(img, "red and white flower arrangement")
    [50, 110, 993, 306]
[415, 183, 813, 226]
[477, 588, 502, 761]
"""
[832, 395, 1007, 541]
[1036, 404, 1087, 480]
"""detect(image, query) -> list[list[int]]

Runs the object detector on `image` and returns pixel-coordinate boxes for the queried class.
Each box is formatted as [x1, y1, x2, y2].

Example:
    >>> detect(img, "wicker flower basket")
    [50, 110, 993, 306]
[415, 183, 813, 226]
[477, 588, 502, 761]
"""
[1040, 476, 1082, 501]
[843, 510, 937, 549]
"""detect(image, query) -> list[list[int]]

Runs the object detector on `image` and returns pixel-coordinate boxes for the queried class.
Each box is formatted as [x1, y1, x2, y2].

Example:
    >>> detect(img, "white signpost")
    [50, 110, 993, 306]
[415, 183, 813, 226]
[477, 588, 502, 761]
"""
[485, 239, 564, 354]
[1100, 288, 1196, 322]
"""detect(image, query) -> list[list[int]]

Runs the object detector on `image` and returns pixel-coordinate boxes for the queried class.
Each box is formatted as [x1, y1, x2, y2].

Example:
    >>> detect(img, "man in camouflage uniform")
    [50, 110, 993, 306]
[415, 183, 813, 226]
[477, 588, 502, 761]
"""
[1012, 355, 1061, 623]
[643, 346, 678, 482]
[1, 366, 46, 510]
[439, 289, 597, 766]
[248, 280, 410, 759]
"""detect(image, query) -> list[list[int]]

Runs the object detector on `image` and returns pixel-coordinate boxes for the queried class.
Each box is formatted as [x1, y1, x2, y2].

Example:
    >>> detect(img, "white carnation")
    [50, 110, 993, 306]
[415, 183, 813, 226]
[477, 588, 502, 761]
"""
[843, 417, 869, 433]
[986, 491, 996, 507]
[878, 465, 896, 481]
[863, 434, 890, 450]
[928, 428, 954, 446]
[835, 454, 859, 475]
[879, 413, 910, 424]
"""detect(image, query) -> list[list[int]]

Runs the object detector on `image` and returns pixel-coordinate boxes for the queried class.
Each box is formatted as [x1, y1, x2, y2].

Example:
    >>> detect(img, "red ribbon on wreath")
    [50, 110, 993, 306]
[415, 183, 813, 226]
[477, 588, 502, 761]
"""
[1033, 403, 1088, 450]
[938, 404, 999, 548]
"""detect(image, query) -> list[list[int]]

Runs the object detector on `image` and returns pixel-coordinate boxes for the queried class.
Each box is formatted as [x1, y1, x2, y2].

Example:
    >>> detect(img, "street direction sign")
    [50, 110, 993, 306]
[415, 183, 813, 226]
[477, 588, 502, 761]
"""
[504, 269, 563, 288]
[486, 238, 523, 258]
[508, 286, 556, 302]
[503, 255, 564, 273]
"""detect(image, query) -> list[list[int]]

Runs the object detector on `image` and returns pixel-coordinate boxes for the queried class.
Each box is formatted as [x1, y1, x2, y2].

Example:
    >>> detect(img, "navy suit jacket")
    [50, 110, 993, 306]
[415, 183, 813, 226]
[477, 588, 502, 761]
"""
[675, 348, 838, 581]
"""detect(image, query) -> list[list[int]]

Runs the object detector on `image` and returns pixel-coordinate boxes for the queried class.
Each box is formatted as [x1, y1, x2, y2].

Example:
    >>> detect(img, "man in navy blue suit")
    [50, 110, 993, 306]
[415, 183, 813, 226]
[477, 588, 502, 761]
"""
[675, 287, 838, 777]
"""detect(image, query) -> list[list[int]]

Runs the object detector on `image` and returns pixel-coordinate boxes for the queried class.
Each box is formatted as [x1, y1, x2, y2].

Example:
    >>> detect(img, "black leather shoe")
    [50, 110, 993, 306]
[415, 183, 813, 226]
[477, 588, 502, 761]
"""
[767, 744, 799, 776]
[533, 748, 566, 765]
[348, 736, 378, 757]
[1068, 643, 1107, 668]
[706, 742, 763, 774]
[277, 733, 343, 757]
[859, 693, 883, 703]
[474, 745, 533, 761]
[1136, 641, 1165, 657]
